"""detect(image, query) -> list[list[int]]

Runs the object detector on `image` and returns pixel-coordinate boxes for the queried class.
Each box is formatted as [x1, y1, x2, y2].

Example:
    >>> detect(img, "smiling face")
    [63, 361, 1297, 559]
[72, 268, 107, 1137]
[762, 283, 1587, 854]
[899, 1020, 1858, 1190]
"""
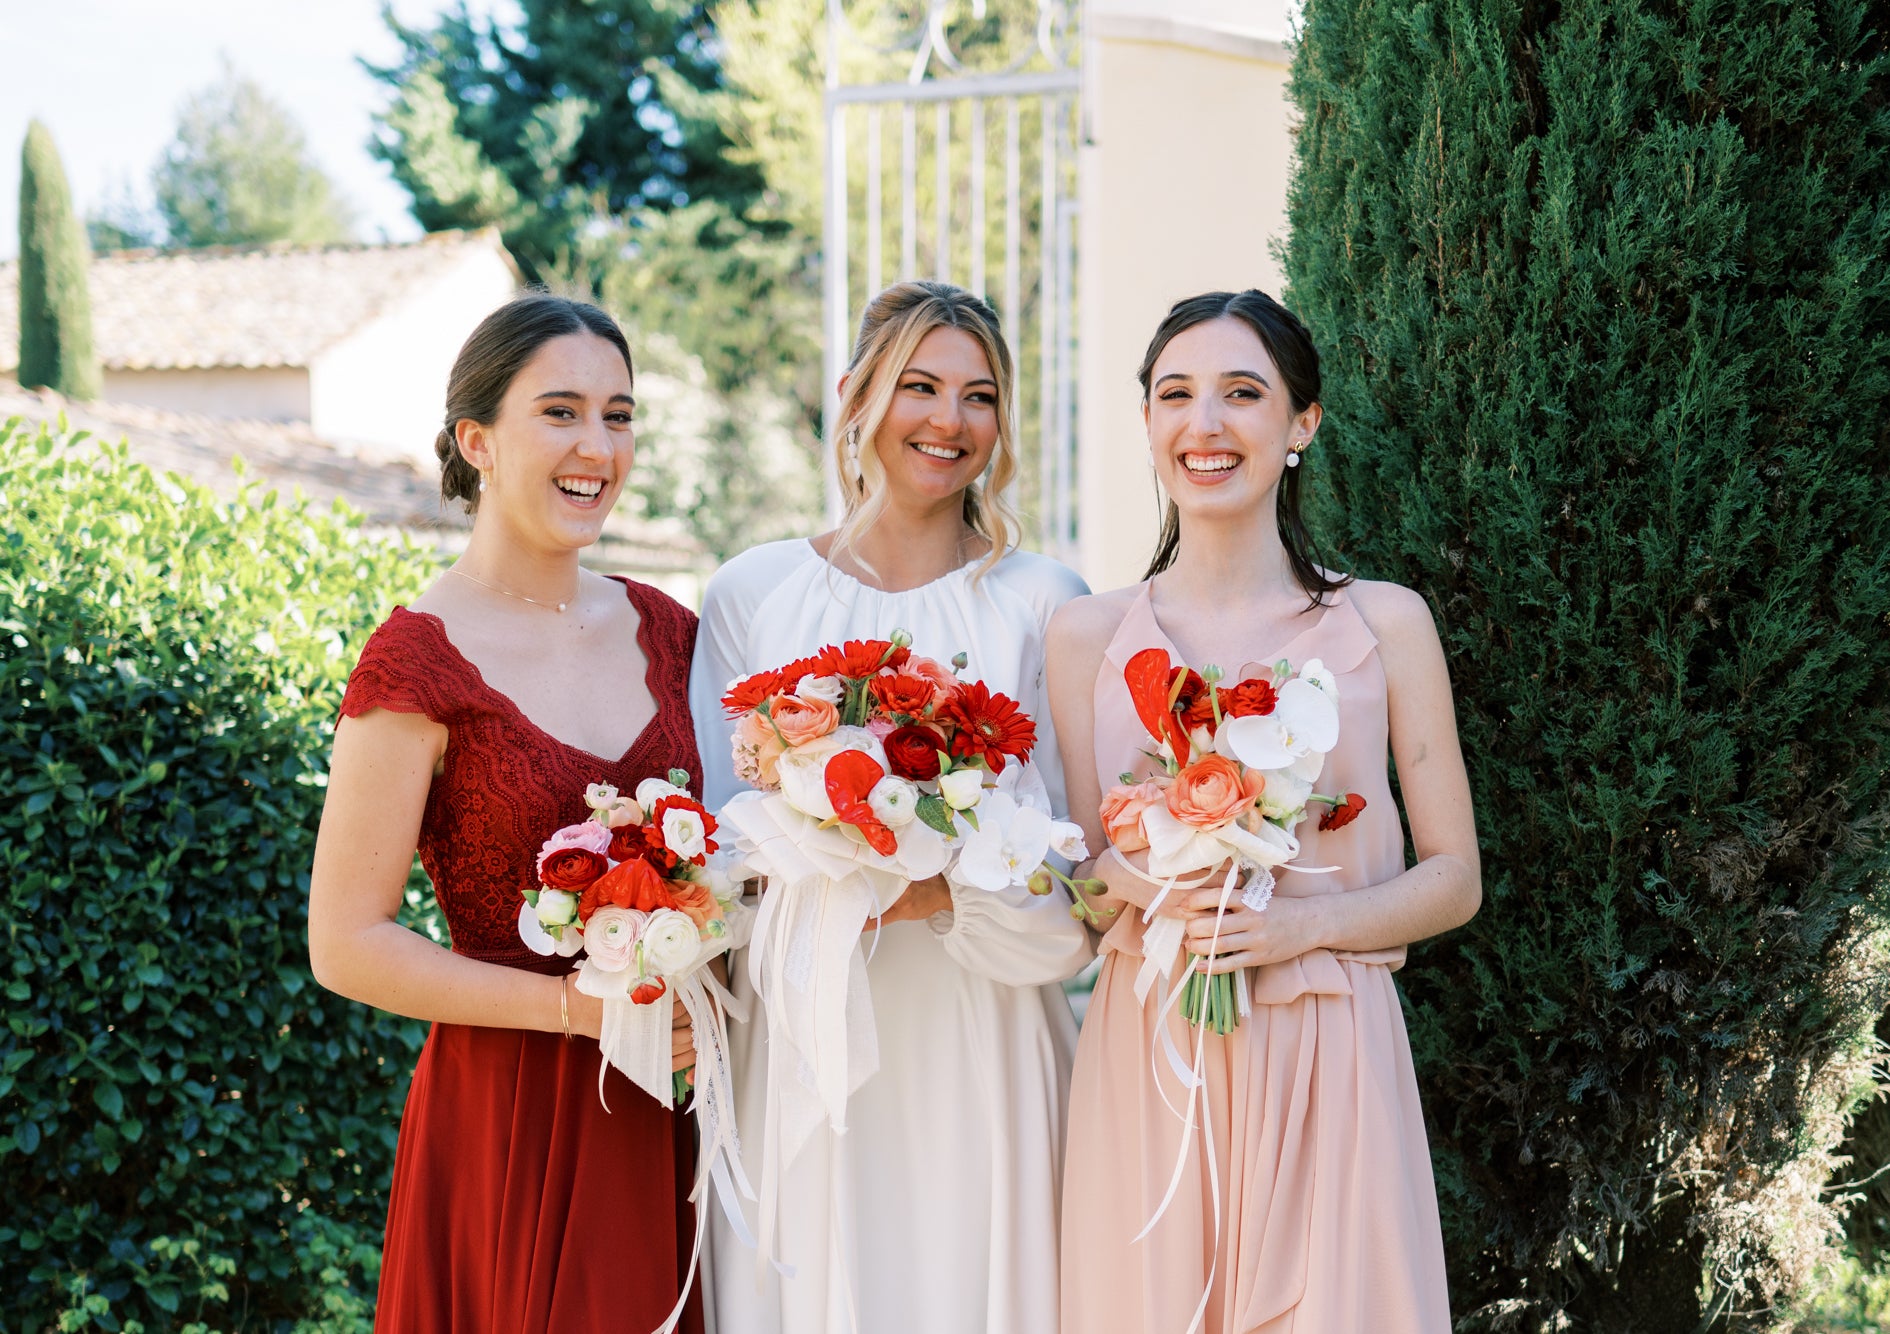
[865, 325, 1001, 513]
[455, 331, 636, 552]
[1143, 316, 1320, 521]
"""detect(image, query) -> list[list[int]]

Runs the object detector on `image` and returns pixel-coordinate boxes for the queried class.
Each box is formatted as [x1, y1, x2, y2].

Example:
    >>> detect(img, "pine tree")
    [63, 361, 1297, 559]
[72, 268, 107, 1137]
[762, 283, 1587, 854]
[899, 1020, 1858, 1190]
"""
[17, 121, 100, 399]
[1284, 1, 1890, 1327]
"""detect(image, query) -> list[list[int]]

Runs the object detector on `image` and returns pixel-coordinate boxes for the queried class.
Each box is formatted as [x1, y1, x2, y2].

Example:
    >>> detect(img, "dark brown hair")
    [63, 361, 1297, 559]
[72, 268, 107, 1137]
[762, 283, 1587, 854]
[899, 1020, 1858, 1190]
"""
[435, 292, 633, 512]
[1137, 289, 1351, 606]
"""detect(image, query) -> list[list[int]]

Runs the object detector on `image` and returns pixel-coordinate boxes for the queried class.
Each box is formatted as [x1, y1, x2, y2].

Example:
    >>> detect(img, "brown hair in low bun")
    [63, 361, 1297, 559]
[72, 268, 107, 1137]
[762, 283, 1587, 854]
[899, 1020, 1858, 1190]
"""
[435, 292, 633, 513]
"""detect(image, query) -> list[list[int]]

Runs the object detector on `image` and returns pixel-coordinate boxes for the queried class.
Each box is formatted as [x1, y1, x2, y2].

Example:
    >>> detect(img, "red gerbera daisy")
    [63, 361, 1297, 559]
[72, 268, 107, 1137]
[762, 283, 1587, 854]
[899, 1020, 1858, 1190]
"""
[776, 654, 826, 693]
[722, 670, 783, 717]
[937, 680, 1037, 773]
[814, 639, 911, 679]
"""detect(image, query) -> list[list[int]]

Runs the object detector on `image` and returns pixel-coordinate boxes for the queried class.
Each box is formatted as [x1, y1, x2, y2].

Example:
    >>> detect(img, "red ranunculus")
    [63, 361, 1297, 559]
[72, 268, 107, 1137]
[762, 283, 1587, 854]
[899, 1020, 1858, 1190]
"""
[870, 671, 938, 717]
[722, 670, 783, 717]
[937, 680, 1036, 773]
[1181, 691, 1219, 736]
[1220, 677, 1278, 718]
[883, 723, 947, 780]
[539, 847, 607, 890]
[1319, 793, 1367, 831]
[814, 639, 911, 679]
[607, 824, 648, 862]
[631, 978, 668, 1005]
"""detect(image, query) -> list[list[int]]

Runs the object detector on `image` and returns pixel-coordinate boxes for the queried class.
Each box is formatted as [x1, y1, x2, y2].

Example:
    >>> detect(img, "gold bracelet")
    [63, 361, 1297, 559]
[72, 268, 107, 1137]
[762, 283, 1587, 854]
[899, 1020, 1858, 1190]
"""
[558, 973, 572, 1039]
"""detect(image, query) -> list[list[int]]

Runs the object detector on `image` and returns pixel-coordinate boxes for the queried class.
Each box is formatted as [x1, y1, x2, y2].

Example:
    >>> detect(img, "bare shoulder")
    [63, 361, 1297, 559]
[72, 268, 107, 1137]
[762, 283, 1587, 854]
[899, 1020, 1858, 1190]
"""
[1047, 584, 1141, 657]
[1344, 579, 1442, 657]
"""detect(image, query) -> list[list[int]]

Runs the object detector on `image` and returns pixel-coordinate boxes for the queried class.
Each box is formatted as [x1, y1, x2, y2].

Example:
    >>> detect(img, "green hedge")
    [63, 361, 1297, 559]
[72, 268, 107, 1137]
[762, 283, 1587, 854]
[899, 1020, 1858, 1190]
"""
[1285, 0, 1890, 1327]
[0, 419, 436, 1331]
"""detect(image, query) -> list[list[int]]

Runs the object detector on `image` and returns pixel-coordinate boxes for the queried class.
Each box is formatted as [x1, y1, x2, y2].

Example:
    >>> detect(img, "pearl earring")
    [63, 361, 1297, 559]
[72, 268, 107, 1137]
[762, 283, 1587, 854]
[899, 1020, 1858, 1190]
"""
[478, 472, 489, 493]
[1285, 450, 1302, 469]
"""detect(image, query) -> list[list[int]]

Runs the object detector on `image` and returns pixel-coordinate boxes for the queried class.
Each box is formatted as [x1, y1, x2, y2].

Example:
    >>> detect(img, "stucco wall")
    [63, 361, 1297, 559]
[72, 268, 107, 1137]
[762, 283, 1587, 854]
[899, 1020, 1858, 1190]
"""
[1076, 16, 1296, 592]
[308, 247, 518, 465]
[102, 366, 312, 422]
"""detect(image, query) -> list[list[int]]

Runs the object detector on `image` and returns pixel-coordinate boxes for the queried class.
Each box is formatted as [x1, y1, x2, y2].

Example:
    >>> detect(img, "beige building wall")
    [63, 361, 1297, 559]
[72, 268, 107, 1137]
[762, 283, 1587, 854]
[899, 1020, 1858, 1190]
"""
[102, 366, 312, 422]
[309, 247, 519, 466]
[1077, 5, 1296, 592]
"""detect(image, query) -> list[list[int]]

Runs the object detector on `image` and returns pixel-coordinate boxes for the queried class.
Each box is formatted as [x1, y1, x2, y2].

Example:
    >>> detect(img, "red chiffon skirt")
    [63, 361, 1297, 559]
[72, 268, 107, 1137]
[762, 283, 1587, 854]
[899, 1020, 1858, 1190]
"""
[374, 1021, 703, 1333]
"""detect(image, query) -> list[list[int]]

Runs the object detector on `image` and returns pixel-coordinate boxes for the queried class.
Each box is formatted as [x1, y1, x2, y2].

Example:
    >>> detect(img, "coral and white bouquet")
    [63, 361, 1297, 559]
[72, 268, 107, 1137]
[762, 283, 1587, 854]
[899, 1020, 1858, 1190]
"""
[1099, 648, 1366, 1033]
[714, 631, 1089, 1256]
[519, 771, 756, 1333]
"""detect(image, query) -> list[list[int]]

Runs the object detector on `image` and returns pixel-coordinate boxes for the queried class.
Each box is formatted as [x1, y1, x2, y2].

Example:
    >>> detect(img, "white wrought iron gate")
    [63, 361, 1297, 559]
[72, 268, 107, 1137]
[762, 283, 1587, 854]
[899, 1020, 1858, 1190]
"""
[822, 0, 1082, 560]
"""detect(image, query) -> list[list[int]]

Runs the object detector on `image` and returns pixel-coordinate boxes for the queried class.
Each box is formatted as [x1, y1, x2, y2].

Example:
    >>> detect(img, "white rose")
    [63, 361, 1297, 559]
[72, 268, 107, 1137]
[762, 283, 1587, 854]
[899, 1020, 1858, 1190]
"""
[795, 673, 845, 705]
[937, 767, 985, 810]
[643, 908, 702, 974]
[583, 906, 646, 972]
[661, 805, 708, 862]
[775, 725, 887, 820]
[867, 776, 920, 829]
[635, 777, 685, 811]
[535, 889, 578, 928]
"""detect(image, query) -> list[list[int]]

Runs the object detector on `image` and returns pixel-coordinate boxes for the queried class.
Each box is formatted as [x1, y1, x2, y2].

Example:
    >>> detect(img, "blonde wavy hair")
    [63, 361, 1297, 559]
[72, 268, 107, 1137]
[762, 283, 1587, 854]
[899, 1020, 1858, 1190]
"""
[831, 281, 1021, 583]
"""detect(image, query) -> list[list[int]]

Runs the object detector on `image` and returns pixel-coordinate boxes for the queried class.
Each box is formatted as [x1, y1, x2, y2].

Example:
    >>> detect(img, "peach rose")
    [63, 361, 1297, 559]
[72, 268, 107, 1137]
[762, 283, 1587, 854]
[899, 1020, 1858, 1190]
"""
[1166, 756, 1263, 829]
[669, 879, 725, 932]
[769, 693, 840, 747]
[734, 709, 789, 787]
[1099, 779, 1167, 853]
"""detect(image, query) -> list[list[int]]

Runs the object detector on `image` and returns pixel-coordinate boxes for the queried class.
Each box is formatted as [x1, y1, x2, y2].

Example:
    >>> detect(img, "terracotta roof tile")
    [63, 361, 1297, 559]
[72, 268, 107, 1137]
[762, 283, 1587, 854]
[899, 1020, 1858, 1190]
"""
[0, 228, 519, 374]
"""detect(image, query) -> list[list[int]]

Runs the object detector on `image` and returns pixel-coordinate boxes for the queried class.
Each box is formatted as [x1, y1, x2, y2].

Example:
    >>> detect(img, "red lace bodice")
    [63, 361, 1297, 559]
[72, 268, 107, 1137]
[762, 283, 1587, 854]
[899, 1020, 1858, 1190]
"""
[339, 578, 701, 973]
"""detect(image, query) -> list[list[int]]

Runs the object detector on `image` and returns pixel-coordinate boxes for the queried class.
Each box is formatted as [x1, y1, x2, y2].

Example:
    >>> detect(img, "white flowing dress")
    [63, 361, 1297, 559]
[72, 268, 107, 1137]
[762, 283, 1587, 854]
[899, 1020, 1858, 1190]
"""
[689, 538, 1095, 1334]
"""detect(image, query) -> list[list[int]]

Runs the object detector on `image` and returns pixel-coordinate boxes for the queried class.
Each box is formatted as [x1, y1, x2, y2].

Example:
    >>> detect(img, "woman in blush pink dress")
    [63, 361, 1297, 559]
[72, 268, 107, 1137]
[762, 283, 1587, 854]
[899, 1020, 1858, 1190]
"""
[1049, 290, 1481, 1334]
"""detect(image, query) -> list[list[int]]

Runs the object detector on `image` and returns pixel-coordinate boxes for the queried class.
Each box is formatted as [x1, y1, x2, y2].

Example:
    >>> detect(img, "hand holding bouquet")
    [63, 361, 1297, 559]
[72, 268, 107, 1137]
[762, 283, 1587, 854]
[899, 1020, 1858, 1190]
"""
[1100, 649, 1366, 1032]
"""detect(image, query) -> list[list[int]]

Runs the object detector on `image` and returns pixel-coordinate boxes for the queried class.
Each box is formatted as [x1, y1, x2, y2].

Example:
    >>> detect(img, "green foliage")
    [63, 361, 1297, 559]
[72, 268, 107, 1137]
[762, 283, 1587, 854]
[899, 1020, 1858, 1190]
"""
[367, 0, 763, 282]
[0, 418, 438, 1331]
[1285, 0, 1890, 1327]
[152, 62, 355, 248]
[17, 121, 100, 399]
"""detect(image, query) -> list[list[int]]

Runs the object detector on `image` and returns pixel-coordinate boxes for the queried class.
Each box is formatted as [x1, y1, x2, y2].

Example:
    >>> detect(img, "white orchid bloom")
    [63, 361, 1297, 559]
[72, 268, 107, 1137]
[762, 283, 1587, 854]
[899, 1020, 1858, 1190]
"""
[1296, 657, 1341, 706]
[1216, 678, 1341, 771]
[994, 761, 1053, 813]
[1049, 820, 1089, 861]
[937, 767, 986, 810]
[952, 791, 1054, 893]
[775, 725, 887, 820]
[893, 819, 951, 881]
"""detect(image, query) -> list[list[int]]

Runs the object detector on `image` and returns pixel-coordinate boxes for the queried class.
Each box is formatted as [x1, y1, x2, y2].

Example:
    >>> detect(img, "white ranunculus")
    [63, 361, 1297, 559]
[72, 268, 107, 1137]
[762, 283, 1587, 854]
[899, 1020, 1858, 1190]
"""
[582, 906, 647, 972]
[1048, 820, 1089, 861]
[867, 776, 920, 828]
[661, 805, 708, 862]
[795, 673, 845, 705]
[1296, 657, 1341, 706]
[951, 791, 1054, 893]
[535, 888, 579, 928]
[775, 725, 887, 820]
[643, 908, 703, 974]
[1254, 765, 1314, 822]
[937, 767, 985, 810]
[635, 777, 685, 811]
[1216, 678, 1340, 771]
[584, 782, 621, 813]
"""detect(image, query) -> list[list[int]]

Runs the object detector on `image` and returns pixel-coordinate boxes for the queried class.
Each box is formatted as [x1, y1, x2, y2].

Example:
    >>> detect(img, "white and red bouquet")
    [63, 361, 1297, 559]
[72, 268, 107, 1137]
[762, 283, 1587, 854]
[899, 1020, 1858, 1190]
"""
[519, 771, 756, 1333]
[1100, 648, 1366, 1033]
[713, 631, 1088, 1258]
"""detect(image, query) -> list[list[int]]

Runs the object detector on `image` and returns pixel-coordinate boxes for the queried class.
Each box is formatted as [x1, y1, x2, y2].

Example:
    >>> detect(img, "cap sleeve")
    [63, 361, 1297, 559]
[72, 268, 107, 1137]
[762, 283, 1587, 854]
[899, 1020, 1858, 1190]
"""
[338, 609, 461, 725]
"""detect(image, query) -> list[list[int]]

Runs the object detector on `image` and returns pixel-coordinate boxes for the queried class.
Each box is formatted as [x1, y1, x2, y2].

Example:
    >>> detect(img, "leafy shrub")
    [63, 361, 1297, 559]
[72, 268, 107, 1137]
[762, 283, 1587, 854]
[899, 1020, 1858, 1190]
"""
[1284, 0, 1890, 1327]
[0, 418, 436, 1331]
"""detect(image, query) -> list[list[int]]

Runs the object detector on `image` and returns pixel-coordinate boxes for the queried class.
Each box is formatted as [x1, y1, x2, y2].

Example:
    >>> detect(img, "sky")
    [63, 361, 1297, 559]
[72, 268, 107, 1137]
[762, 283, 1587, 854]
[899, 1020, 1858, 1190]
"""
[0, 0, 516, 259]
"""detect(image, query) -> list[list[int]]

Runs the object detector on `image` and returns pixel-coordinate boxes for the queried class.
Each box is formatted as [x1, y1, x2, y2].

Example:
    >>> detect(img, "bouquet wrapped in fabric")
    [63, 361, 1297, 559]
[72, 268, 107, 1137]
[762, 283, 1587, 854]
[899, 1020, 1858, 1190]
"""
[714, 631, 1089, 1256]
[518, 770, 756, 1334]
[1100, 648, 1366, 1033]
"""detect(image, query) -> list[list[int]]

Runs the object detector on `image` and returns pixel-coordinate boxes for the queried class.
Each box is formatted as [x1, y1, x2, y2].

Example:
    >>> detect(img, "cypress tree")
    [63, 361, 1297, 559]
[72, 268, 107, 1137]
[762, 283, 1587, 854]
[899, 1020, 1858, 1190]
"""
[1285, 1, 1890, 1328]
[17, 120, 100, 399]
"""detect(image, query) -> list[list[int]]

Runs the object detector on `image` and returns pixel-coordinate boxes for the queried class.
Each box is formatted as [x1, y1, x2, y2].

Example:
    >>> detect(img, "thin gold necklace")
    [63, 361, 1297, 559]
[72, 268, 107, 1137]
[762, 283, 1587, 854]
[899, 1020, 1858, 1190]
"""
[447, 565, 577, 613]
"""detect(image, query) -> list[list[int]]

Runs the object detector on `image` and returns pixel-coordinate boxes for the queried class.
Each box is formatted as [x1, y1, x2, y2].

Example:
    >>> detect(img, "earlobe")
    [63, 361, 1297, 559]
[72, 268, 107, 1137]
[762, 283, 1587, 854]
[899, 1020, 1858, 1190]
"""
[456, 418, 491, 473]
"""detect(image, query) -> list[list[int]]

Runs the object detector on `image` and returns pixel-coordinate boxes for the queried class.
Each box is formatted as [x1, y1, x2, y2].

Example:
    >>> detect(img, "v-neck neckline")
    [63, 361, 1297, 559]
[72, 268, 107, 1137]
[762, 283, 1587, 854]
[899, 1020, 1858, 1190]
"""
[402, 576, 667, 767]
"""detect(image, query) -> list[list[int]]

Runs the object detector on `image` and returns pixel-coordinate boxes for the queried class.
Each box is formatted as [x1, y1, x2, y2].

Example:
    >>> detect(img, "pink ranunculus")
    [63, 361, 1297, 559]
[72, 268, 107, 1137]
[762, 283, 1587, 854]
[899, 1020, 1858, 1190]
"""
[1099, 780, 1167, 854]
[735, 709, 789, 787]
[537, 821, 613, 879]
[584, 905, 648, 972]
[865, 716, 897, 739]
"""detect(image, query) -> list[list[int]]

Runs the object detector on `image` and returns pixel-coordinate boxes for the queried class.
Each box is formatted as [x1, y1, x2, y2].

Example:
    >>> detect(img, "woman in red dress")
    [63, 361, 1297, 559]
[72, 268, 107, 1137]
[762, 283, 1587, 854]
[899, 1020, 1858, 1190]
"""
[309, 294, 703, 1332]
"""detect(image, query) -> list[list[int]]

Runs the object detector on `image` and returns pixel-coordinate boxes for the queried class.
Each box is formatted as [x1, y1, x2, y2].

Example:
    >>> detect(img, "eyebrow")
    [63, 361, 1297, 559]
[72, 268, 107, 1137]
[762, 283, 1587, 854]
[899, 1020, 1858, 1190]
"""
[535, 389, 637, 407]
[903, 367, 999, 389]
[1154, 370, 1271, 390]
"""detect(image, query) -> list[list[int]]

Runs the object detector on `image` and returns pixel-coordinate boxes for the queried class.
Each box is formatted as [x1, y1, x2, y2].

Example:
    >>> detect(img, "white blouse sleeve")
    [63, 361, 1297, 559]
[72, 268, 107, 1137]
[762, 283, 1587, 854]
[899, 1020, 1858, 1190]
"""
[929, 554, 1094, 987]
[689, 559, 761, 815]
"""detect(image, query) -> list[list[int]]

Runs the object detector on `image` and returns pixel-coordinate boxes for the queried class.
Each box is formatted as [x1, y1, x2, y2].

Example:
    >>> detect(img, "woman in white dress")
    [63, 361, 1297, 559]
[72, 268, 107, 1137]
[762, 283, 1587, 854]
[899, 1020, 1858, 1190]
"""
[690, 280, 1093, 1334]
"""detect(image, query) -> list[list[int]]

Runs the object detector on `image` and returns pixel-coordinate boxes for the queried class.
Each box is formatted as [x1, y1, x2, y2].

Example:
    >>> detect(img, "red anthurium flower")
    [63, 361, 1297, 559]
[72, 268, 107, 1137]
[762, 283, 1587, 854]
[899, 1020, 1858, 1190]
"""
[815, 639, 911, 679]
[722, 670, 783, 717]
[937, 680, 1036, 773]
[1123, 648, 1193, 758]
[823, 749, 898, 855]
[1319, 793, 1368, 831]
[631, 978, 668, 1005]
